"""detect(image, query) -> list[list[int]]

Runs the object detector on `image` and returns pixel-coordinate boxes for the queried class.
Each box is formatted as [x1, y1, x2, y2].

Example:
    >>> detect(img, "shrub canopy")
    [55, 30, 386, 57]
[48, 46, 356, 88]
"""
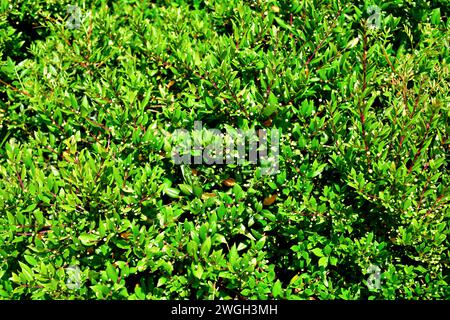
[0, 0, 449, 299]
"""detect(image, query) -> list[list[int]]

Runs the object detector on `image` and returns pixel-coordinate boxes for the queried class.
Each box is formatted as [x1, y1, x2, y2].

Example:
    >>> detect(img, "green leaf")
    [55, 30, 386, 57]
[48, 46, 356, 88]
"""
[19, 262, 34, 282]
[192, 264, 204, 279]
[69, 94, 78, 109]
[318, 256, 328, 268]
[272, 280, 282, 298]
[23, 203, 37, 212]
[200, 237, 212, 258]
[79, 233, 99, 246]
[431, 8, 441, 24]
[229, 244, 239, 267]
[187, 241, 198, 257]
[330, 256, 338, 266]
[213, 233, 227, 245]
[178, 183, 193, 195]
[264, 92, 278, 116]
[157, 277, 168, 287]
[193, 185, 203, 198]
[274, 17, 291, 31]
[33, 209, 44, 225]
[165, 187, 180, 198]
[24, 255, 38, 266]
[232, 184, 245, 201]
[106, 263, 118, 283]
[312, 248, 324, 257]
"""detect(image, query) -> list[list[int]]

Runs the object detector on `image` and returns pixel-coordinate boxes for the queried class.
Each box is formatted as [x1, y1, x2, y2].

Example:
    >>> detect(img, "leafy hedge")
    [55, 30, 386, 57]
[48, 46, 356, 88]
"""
[0, 0, 449, 299]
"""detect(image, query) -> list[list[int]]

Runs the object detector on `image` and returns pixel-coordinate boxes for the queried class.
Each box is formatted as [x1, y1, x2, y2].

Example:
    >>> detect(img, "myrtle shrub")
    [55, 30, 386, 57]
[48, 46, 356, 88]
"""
[0, 0, 449, 299]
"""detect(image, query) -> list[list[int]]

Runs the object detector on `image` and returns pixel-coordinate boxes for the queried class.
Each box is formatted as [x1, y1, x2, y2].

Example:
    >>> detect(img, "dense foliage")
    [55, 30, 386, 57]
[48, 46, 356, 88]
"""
[0, 0, 449, 300]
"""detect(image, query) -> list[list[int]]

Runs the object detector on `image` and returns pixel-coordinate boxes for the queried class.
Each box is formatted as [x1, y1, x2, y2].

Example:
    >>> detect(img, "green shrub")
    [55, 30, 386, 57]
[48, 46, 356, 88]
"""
[0, 0, 448, 299]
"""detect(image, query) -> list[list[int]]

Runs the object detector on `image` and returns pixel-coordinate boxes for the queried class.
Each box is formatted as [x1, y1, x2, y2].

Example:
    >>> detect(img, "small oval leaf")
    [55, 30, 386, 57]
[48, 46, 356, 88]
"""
[263, 194, 277, 206]
[222, 178, 236, 187]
